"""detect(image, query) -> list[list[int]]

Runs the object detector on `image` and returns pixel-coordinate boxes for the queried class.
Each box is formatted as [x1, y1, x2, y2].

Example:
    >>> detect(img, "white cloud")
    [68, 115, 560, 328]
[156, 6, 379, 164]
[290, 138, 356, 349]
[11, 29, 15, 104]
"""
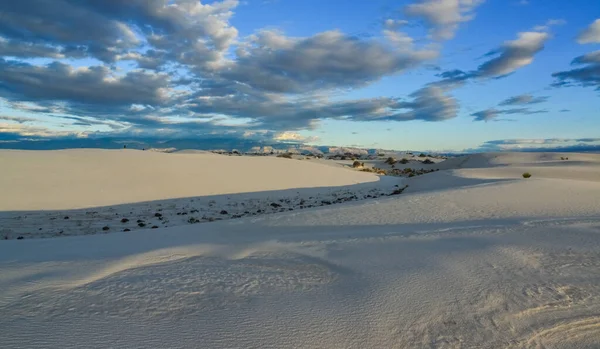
[273, 131, 319, 143]
[223, 29, 437, 93]
[477, 31, 549, 77]
[472, 107, 547, 122]
[577, 19, 600, 44]
[0, 123, 86, 138]
[533, 19, 566, 32]
[405, 0, 485, 40]
[384, 19, 409, 30]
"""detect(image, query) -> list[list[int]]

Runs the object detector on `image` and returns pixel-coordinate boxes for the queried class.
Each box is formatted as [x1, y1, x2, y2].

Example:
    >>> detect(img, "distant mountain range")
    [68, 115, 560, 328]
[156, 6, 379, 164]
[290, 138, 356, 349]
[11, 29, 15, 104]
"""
[4, 137, 595, 154]
[0, 137, 392, 155]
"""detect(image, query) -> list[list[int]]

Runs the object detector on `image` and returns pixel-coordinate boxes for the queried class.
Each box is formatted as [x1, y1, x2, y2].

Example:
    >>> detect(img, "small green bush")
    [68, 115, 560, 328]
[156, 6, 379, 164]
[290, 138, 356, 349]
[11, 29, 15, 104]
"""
[352, 160, 362, 168]
[522, 172, 532, 178]
[399, 158, 409, 164]
[418, 153, 427, 157]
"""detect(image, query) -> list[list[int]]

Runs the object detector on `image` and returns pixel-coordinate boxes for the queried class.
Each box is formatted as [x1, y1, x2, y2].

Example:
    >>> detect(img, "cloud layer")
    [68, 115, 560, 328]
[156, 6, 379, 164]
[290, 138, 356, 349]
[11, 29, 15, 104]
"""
[0, 0, 588, 151]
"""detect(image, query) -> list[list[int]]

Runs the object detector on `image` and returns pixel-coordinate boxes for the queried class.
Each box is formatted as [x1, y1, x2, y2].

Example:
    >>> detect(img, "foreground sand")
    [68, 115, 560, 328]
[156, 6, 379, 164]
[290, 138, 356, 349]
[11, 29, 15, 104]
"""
[1, 151, 600, 348]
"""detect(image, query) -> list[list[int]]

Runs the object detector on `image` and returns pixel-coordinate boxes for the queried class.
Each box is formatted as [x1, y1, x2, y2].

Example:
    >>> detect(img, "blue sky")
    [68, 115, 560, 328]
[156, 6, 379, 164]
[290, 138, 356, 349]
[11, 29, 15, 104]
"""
[0, 0, 599, 152]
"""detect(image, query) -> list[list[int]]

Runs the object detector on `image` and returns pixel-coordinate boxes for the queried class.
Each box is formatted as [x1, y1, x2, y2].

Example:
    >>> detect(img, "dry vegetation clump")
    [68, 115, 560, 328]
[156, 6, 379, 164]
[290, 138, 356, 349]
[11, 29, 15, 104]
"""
[360, 166, 387, 175]
[277, 153, 293, 159]
[389, 185, 409, 196]
[188, 217, 200, 224]
[522, 172, 532, 178]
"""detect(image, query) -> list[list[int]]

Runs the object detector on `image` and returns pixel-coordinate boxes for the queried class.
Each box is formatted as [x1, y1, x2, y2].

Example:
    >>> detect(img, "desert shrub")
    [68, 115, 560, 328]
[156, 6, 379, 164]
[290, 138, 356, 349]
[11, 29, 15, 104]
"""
[408, 173, 415, 177]
[422, 159, 434, 164]
[399, 158, 409, 164]
[188, 217, 200, 224]
[378, 153, 385, 157]
[385, 157, 396, 165]
[522, 172, 532, 178]
[277, 153, 293, 159]
[121, 218, 129, 223]
[102, 226, 110, 231]
[418, 153, 427, 157]
[389, 185, 408, 196]
[352, 160, 362, 168]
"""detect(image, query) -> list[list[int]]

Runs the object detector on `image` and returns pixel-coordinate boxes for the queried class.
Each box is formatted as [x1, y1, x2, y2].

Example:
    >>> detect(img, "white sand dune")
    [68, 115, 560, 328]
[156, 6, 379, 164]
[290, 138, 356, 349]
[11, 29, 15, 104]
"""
[0, 149, 380, 211]
[2, 151, 600, 348]
[0, 149, 400, 239]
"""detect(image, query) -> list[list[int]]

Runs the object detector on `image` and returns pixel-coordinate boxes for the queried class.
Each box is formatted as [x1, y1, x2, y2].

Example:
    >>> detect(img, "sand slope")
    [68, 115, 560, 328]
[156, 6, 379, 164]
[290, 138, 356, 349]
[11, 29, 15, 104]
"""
[0, 149, 401, 239]
[1, 152, 600, 348]
[0, 149, 380, 210]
